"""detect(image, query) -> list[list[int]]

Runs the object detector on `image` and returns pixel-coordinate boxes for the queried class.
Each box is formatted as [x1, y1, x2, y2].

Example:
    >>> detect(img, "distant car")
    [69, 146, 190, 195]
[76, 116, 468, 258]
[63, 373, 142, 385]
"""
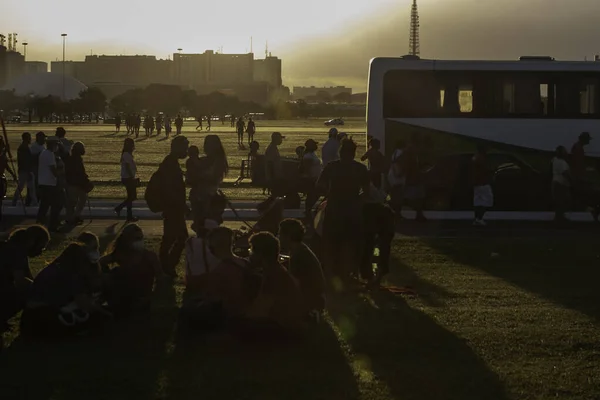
[8, 115, 21, 123]
[422, 153, 555, 211]
[324, 118, 344, 126]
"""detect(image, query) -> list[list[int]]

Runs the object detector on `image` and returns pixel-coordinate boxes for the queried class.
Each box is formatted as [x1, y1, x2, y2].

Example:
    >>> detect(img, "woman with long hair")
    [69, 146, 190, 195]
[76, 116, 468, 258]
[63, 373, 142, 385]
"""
[65, 141, 92, 225]
[114, 138, 138, 222]
[186, 135, 229, 230]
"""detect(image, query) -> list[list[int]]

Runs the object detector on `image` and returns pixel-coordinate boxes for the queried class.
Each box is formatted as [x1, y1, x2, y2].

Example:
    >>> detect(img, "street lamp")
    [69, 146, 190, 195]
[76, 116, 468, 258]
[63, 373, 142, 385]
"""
[22, 42, 28, 61]
[177, 48, 183, 86]
[61, 33, 67, 101]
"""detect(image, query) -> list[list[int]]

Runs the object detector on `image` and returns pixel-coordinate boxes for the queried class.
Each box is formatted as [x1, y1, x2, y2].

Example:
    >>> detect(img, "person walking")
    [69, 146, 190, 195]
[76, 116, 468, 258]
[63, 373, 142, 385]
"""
[65, 142, 92, 225]
[159, 136, 190, 277]
[114, 138, 139, 222]
[115, 114, 122, 133]
[36, 138, 63, 232]
[471, 144, 494, 226]
[195, 116, 203, 131]
[552, 146, 572, 223]
[246, 117, 256, 146]
[236, 117, 246, 147]
[175, 114, 184, 136]
[12, 132, 37, 207]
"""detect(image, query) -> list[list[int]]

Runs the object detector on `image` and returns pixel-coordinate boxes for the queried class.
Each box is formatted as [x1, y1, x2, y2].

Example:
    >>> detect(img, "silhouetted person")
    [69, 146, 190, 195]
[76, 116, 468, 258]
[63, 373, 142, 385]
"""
[552, 146, 571, 223]
[12, 132, 37, 207]
[195, 116, 203, 131]
[65, 142, 92, 225]
[247, 117, 256, 146]
[175, 114, 184, 135]
[0, 137, 16, 224]
[115, 114, 122, 133]
[230, 115, 236, 128]
[300, 139, 322, 221]
[206, 115, 212, 132]
[29, 131, 46, 193]
[472, 144, 494, 226]
[321, 128, 339, 166]
[114, 138, 138, 222]
[361, 138, 387, 189]
[156, 114, 164, 136]
[159, 135, 190, 277]
[265, 132, 285, 196]
[36, 138, 63, 232]
[165, 115, 172, 137]
[236, 117, 246, 146]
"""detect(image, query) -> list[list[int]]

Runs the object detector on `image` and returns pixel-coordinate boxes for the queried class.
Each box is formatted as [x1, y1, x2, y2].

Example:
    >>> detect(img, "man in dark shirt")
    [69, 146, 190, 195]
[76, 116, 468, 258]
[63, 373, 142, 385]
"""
[12, 132, 36, 207]
[159, 136, 190, 277]
[316, 138, 370, 284]
[361, 138, 387, 189]
[570, 132, 593, 214]
[279, 219, 325, 315]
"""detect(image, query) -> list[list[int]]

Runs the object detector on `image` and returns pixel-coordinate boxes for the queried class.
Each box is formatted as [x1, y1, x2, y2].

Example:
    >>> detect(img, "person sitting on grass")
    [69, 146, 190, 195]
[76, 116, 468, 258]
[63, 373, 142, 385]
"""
[99, 224, 164, 317]
[278, 219, 325, 318]
[21, 242, 112, 338]
[0, 225, 50, 343]
[184, 194, 227, 289]
[243, 232, 306, 336]
[201, 227, 260, 319]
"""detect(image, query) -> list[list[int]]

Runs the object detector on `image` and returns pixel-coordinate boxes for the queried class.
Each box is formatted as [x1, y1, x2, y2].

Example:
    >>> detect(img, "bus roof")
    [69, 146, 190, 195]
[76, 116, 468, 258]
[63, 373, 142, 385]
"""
[369, 57, 600, 73]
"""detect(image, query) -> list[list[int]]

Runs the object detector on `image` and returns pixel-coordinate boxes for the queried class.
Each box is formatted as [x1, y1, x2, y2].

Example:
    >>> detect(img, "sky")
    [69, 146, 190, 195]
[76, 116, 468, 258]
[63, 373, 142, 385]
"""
[4, 0, 600, 90]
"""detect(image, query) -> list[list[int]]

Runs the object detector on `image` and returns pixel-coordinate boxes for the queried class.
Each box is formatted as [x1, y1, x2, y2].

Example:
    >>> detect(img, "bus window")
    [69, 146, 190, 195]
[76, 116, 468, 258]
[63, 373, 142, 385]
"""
[458, 86, 473, 113]
[539, 84, 548, 115]
[503, 83, 515, 113]
[580, 82, 596, 114]
[439, 89, 445, 109]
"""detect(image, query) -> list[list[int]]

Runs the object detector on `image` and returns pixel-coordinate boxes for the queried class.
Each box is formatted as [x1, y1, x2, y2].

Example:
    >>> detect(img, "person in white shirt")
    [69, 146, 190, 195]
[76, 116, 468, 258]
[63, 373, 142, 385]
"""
[321, 128, 340, 166]
[264, 132, 285, 196]
[551, 145, 571, 222]
[36, 139, 63, 231]
[301, 139, 323, 220]
[114, 138, 138, 222]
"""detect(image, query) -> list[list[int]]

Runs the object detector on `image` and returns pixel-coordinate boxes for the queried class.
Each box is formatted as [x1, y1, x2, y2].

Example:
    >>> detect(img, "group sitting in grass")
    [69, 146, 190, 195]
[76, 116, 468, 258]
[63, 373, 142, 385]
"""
[0, 216, 330, 347]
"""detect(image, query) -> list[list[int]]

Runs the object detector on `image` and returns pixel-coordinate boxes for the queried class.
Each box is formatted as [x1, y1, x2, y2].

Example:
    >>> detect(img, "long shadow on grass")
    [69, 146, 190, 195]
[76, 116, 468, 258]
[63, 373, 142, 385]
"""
[423, 237, 600, 321]
[163, 307, 360, 400]
[328, 289, 508, 400]
[0, 283, 177, 400]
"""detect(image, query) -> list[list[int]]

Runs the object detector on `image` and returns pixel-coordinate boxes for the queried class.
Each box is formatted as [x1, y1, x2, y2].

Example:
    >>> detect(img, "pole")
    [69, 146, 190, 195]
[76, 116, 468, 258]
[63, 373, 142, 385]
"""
[177, 48, 182, 86]
[61, 34, 67, 101]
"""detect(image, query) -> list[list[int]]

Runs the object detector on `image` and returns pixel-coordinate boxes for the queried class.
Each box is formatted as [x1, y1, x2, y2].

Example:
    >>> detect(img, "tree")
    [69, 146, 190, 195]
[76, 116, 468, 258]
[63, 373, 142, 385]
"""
[315, 90, 332, 103]
[110, 88, 144, 114]
[78, 87, 107, 117]
[333, 92, 352, 104]
[143, 84, 183, 115]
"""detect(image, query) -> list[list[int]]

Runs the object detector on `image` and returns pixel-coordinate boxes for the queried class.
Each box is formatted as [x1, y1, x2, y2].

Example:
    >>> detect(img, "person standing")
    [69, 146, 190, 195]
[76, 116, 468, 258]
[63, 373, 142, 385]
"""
[12, 132, 37, 207]
[300, 139, 322, 221]
[65, 142, 92, 226]
[115, 114, 122, 133]
[36, 138, 63, 232]
[236, 117, 246, 147]
[388, 140, 406, 219]
[316, 138, 370, 285]
[570, 132, 594, 215]
[321, 128, 340, 166]
[471, 144, 494, 226]
[114, 138, 138, 222]
[552, 146, 572, 223]
[246, 117, 256, 146]
[165, 115, 172, 138]
[29, 132, 46, 192]
[361, 138, 387, 190]
[156, 114, 163, 136]
[175, 114, 184, 136]
[206, 115, 212, 132]
[265, 132, 285, 196]
[159, 136, 190, 277]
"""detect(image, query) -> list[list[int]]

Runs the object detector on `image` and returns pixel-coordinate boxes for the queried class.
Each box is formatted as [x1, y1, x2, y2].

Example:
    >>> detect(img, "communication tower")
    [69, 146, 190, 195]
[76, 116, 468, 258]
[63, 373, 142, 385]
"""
[409, 0, 420, 57]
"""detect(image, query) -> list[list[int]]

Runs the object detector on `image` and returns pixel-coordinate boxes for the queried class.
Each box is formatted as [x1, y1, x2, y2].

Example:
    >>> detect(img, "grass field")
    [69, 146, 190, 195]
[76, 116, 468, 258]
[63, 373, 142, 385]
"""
[2, 119, 366, 200]
[1, 232, 599, 400]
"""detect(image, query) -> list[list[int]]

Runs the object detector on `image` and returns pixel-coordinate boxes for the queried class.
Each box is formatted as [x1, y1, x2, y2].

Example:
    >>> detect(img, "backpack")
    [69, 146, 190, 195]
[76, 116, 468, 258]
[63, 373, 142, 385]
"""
[145, 167, 165, 213]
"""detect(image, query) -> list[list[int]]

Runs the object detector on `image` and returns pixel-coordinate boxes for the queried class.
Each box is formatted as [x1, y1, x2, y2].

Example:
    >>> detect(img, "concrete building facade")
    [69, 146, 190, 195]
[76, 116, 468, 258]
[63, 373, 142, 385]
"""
[25, 61, 48, 75]
[0, 46, 25, 88]
[292, 86, 352, 101]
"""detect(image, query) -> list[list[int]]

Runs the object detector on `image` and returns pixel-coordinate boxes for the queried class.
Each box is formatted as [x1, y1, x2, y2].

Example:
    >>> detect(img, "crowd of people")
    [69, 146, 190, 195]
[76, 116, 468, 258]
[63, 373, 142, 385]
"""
[115, 113, 185, 138]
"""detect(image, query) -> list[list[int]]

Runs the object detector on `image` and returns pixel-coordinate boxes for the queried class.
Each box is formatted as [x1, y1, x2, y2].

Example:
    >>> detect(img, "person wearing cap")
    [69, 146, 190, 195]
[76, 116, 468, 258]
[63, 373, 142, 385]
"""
[321, 128, 340, 166]
[300, 139, 322, 220]
[265, 132, 285, 196]
[158, 135, 190, 277]
[36, 138, 63, 232]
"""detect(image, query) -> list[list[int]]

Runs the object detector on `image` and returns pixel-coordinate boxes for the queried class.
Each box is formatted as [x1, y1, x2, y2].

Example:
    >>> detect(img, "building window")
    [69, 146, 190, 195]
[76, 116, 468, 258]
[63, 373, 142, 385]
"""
[580, 82, 596, 115]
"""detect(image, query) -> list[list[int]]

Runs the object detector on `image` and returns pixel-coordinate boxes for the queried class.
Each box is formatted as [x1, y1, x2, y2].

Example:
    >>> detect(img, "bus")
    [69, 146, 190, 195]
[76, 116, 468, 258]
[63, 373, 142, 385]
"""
[366, 56, 600, 158]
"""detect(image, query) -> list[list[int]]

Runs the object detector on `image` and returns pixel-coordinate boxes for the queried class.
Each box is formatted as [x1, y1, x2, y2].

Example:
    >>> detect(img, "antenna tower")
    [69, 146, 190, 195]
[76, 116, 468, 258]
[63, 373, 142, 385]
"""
[409, 0, 420, 56]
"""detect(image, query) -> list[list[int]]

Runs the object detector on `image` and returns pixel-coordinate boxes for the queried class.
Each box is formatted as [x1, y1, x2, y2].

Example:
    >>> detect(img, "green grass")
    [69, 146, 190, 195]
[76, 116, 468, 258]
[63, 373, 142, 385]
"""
[1, 232, 599, 400]
[3, 119, 367, 200]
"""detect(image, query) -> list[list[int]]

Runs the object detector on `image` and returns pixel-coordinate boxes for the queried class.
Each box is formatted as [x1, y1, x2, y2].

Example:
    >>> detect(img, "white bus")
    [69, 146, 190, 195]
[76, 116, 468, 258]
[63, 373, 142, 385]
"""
[366, 56, 600, 158]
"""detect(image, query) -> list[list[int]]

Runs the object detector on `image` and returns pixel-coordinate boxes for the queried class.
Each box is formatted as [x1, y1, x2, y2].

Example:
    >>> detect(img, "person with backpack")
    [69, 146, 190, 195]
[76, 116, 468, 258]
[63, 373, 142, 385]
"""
[114, 138, 139, 222]
[147, 135, 190, 278]
[0, 225, 50, 346]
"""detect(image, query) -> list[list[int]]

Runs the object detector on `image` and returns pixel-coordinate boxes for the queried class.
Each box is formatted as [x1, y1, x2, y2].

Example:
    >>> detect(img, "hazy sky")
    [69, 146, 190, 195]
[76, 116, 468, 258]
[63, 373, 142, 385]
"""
[4, 0, 600, 90]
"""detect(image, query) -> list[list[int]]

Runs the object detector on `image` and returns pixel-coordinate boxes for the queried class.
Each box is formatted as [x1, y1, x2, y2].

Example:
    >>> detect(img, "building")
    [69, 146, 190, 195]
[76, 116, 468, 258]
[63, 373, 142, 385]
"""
[174, 51, 255, 88]
[254, 55, 282, 88]
[50, 61, 86, 81]
[292, 86, 352, 101]
[25, 61, 48, 75]
[0, 46, 25, 88]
